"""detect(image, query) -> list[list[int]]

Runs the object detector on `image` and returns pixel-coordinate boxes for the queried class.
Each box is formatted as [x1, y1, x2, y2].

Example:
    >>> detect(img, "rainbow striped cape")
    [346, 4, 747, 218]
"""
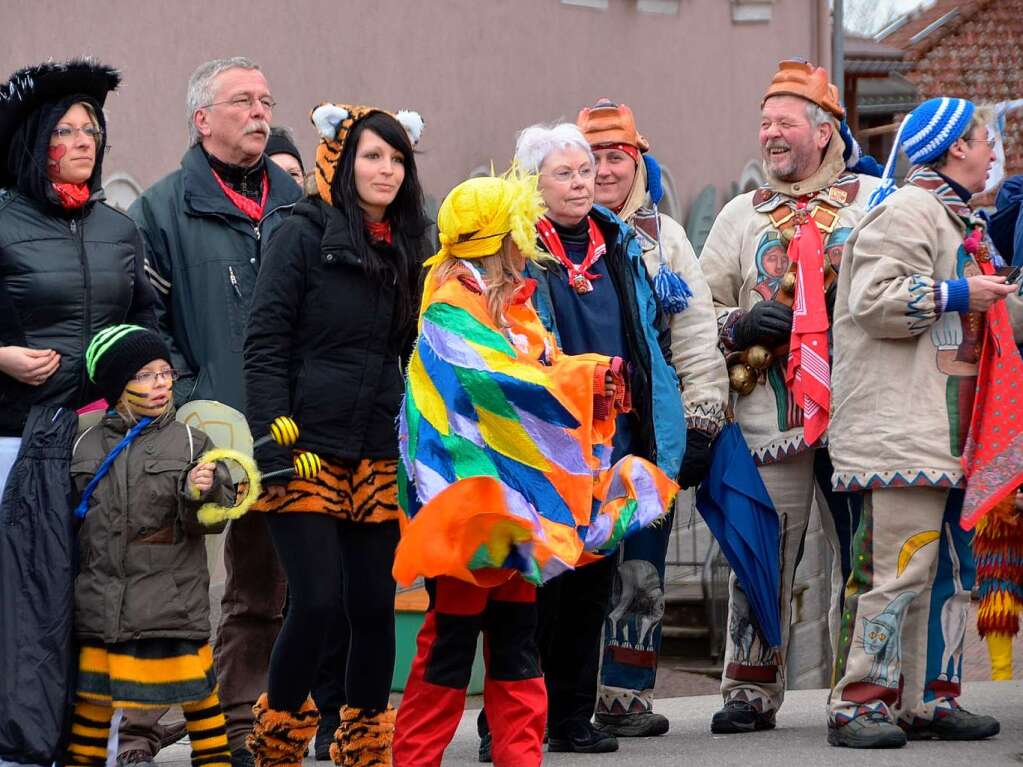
[393, 274, 677, 587]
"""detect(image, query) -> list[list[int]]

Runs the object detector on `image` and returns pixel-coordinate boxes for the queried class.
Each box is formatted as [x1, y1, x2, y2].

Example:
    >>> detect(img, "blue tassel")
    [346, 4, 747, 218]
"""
[654, 262, 692, 314]
[867, 179, 896, 210]
[644, 154, 663, 205]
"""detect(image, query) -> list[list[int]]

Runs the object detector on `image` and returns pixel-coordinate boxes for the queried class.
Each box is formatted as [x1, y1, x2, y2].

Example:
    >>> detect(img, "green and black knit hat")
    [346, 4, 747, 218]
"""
[85, 324, 171, 405]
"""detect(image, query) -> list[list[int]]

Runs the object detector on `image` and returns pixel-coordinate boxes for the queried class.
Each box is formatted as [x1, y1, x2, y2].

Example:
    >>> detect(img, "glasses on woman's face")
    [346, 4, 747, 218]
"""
[543, 165, 595, 183]
[965, 133, 996, 149]
[52, 125, 103, 143]
[133, 368, 180, 385]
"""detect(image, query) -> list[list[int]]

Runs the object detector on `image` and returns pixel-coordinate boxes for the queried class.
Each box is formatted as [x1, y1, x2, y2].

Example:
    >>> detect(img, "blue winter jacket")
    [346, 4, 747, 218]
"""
[526, 205, 686, 477]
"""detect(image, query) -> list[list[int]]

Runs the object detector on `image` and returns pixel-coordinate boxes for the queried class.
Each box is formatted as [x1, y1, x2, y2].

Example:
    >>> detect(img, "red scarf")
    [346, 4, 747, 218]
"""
[366, 219, 393, 245]
[784, 201, 831, 447]
[536, 216, 606, 294]
[211, 169, 269, 221]
[52, 182, 90, 209]
[960, 226, 1023, 529]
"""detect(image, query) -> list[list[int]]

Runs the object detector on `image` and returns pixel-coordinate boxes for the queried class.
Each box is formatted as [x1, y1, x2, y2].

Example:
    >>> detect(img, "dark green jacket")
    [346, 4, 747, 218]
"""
[128, 145, 302, 412]
[71, 409, 231, 643]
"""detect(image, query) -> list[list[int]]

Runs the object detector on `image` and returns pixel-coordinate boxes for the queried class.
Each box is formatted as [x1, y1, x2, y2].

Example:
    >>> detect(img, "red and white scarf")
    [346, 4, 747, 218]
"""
[960, 226, 1023, 529]
[536, 216, 606, 294]
[784, 202, 831, 446]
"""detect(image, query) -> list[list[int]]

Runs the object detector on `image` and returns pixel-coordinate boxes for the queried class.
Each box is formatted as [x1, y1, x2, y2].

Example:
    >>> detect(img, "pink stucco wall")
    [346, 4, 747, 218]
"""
[1, 0, 829, 215]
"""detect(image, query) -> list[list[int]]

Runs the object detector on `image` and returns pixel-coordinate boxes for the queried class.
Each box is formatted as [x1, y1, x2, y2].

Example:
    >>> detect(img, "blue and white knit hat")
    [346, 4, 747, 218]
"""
[868, 97, 977, 209]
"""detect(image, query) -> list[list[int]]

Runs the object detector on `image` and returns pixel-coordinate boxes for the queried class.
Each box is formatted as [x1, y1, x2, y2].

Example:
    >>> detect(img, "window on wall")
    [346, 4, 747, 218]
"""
[560, 0, 609, 8]
[636, 0, 680, 14]
[731, 0, 773, 23]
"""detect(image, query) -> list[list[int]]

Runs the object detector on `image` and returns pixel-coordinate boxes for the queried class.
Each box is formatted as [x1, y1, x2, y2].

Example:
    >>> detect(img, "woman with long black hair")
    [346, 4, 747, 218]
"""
[243, 104, 427, 767]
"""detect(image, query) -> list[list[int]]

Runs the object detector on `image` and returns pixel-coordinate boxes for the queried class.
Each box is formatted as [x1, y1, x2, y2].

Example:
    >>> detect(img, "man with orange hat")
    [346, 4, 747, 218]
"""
[576, 98, 728, 738]
[699, 59, 881, 734]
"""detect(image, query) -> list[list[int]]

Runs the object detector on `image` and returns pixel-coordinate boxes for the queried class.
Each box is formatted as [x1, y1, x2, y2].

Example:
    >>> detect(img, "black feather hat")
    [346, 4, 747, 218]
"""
[0, 58, 120, 187]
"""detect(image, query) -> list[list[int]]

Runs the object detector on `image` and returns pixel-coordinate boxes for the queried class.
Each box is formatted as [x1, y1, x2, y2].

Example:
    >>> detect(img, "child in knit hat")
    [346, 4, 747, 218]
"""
[64, 324, 233, 767]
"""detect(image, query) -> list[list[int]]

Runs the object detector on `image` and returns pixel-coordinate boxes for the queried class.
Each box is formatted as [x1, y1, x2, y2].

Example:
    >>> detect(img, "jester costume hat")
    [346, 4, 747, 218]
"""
[310, 101, 424, 205]
[394, 170, 678, 588]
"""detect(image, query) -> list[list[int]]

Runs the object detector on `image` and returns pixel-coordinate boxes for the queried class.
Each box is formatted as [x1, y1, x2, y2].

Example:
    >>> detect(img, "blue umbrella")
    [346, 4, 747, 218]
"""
[696, 422, 782, 648]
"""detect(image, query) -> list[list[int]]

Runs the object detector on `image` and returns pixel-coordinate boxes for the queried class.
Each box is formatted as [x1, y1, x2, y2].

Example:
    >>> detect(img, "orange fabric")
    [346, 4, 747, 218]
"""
[762, 59, 845, 119]
[253, 456, 399, 523]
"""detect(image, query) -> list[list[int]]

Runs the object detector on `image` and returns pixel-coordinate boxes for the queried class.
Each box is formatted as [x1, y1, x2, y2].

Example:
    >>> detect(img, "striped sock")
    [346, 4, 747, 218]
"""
[182, 690, 232, 767]
[66, 700, 113, 767]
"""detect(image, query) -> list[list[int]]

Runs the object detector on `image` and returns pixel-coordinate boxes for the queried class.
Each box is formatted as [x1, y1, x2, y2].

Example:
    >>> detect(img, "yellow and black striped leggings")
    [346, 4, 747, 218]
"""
[65, 690, 231, 767]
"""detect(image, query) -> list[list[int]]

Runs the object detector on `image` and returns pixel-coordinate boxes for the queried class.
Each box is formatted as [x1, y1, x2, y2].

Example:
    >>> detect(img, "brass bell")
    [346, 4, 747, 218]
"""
[746, 345, 773, 370]
[728, 363, 756, 396]
[779, 271, 797, 295]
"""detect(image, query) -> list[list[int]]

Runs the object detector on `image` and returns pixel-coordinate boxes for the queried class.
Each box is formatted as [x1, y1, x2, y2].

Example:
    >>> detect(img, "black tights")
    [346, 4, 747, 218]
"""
[265, 512, 399, 712]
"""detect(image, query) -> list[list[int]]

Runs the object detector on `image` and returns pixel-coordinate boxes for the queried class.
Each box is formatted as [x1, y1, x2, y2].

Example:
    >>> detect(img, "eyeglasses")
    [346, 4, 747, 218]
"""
[200, 95, 276, 112]
[543, 166, 595, 183]
[133, 368, 180, 385]
[966, 136, 996, 149]
[52, 125, 103, 142]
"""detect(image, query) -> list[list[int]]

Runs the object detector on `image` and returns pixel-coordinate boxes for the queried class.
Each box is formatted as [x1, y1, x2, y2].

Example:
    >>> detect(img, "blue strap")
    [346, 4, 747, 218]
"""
[74, 416, 153, 520]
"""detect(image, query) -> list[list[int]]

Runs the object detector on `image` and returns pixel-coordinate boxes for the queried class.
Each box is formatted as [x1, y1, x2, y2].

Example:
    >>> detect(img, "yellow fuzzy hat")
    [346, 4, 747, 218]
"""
[309, 102, 424, 205]
[419, 166, 545, 315]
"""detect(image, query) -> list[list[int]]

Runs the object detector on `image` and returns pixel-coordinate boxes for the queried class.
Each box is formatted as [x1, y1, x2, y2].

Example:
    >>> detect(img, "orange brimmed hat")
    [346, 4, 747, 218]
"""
[576, 98, 650, 155]
[762, 59, 845, 120]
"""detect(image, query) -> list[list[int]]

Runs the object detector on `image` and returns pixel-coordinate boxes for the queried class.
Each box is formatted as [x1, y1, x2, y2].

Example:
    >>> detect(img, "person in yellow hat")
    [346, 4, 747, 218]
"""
[390, 169, 678, 767]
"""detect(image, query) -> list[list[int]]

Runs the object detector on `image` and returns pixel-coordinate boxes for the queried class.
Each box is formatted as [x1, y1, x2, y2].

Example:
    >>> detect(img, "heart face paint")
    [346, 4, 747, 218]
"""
[47, 144, 67, 176]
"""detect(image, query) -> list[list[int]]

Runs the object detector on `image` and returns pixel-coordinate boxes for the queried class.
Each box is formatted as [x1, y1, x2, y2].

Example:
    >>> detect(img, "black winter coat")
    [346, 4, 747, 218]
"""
[0, 191, 158, 436]
[244, 197, 423, 479]
[128, 145, 301, 412]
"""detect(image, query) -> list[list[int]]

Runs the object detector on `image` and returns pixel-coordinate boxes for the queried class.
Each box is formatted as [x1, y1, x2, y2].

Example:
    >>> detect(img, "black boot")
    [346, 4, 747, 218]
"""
[710, 699, 776, 734]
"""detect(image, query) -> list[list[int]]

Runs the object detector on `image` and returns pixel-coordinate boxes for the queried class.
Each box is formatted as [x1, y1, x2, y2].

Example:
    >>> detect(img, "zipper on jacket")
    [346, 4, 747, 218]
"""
[74, 216, 92, 399]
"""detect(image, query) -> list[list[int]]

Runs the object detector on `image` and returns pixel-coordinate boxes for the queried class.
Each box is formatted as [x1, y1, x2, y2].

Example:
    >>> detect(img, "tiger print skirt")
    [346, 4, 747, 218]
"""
[253, 455, 400, 523]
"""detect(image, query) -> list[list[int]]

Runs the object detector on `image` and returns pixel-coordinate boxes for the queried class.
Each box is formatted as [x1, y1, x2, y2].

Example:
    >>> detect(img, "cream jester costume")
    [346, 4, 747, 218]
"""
[699, 59, 881, 729]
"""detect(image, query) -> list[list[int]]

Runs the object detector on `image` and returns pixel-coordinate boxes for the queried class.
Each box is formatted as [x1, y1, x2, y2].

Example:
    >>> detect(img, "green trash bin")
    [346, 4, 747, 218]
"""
[392, 587, 485, 694]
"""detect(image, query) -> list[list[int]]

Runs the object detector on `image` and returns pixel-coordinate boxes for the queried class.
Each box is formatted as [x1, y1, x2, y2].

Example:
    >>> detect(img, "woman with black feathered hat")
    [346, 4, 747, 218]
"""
[0, 59, 158, 438]
[0, 58, 157, 766]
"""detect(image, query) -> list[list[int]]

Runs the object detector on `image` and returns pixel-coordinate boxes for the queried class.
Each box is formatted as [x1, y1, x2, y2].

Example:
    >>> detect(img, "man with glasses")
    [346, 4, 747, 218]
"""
[124, 57, 301, 767]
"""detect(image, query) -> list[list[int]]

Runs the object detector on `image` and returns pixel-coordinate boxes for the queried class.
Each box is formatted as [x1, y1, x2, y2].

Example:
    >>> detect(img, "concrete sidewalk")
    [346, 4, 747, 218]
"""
[156, 681, 1023, 766]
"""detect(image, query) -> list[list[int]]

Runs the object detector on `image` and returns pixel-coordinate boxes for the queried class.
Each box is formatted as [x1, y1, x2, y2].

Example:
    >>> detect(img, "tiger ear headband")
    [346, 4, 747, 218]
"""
[310, 102, 424, 205]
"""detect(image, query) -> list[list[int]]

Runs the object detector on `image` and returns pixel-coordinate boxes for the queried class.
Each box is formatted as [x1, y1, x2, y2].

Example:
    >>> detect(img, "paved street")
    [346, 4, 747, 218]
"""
[154, 681, 1022, 766]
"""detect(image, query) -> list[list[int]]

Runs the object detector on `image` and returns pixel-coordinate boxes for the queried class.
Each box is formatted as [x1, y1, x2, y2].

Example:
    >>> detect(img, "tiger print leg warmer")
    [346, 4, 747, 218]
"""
[246, 693, 319, 767]
[330, 705, 396, 767]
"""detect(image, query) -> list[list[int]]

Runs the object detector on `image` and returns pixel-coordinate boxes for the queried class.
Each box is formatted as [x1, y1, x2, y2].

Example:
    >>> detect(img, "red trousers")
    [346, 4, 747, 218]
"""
[393, 574, 546, 767]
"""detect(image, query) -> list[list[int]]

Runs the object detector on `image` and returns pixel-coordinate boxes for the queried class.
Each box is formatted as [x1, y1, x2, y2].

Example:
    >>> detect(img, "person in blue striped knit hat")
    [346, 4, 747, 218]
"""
[826, 95, 1023, 748]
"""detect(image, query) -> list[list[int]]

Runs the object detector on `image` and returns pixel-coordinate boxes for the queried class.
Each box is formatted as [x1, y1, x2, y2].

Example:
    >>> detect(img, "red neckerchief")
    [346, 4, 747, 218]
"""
[211, 169, 268, 221]
[784, 199, 830, 447]
[366, 219, 393, 245]
[511, 278, 537, 305]
[52, 182, 90, 209]
[960, 226, 1023, 529]
[536, 216, 606, 294]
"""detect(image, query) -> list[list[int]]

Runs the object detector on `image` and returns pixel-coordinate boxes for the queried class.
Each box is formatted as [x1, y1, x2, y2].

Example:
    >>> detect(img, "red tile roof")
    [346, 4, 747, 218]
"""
[881, 0, 1023, 179]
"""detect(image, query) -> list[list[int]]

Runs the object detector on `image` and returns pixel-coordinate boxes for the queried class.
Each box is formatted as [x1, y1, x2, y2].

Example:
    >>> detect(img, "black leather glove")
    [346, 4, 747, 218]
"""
[732, 300, 793, 350]
[677, 428, 715, 490]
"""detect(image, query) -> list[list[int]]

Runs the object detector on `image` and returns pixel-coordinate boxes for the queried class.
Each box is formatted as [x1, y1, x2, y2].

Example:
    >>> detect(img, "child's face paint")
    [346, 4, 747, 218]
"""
[119, 358, 172, 417]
